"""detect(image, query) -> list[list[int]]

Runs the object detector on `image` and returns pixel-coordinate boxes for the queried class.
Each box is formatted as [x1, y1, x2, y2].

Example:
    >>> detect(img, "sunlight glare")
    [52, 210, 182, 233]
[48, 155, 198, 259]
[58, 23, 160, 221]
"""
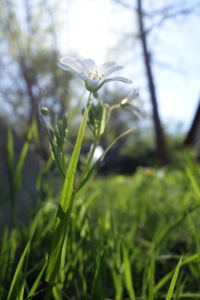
[68, 0, 111, 63]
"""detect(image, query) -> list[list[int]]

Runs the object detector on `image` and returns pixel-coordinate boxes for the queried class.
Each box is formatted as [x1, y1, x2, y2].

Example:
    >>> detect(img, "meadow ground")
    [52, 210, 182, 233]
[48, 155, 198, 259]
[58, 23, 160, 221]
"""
[1, 150, 200, 299]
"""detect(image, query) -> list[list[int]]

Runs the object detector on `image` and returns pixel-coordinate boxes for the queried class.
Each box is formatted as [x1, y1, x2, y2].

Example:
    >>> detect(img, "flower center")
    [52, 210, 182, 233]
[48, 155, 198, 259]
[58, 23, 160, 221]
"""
[87, 70, 105, 81]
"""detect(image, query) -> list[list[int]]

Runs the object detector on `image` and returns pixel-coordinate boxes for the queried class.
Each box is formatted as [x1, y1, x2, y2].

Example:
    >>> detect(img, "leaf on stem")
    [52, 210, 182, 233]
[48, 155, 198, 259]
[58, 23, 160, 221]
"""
[45, 94, 91, 285]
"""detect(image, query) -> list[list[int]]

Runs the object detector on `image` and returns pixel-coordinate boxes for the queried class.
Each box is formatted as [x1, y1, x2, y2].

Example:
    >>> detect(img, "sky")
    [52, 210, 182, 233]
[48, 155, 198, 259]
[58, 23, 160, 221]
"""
[57, 0, 200, 134]
[1, 0, 199, 135]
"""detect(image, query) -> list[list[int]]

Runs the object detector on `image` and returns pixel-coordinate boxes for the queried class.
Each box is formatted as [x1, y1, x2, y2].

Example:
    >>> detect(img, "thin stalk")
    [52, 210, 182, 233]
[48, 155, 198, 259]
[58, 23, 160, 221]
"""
[75, 136, 98, 192]
[44, 91, 92, 298]
[44, 285, 53, 300]
[106, 104, 120, 124]
[61, 147, 67, 174]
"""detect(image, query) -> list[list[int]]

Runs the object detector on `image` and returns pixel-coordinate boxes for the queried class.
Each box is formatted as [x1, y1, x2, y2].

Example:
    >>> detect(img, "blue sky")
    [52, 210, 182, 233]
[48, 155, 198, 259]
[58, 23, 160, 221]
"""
[58, 0, 200, 133]
[2, 0, 199, 135]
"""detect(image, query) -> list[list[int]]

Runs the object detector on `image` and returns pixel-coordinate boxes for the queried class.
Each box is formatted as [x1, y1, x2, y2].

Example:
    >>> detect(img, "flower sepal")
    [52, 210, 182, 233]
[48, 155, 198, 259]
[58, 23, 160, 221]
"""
[87, 101, 107, 138]
[83, 80, 104, 93]
[120, 98, 130, 110]
[120, 88, 143, 119]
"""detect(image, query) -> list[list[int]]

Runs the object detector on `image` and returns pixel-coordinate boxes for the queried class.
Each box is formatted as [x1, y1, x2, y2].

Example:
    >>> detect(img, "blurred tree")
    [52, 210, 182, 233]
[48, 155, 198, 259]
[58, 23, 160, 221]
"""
[0, 0, 74, 155]
[112, 0, 200, 165]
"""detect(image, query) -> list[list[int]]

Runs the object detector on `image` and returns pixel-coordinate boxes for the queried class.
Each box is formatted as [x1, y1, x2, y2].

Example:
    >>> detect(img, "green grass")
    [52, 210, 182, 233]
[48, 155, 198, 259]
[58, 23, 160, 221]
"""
[1, 150, 200, 299]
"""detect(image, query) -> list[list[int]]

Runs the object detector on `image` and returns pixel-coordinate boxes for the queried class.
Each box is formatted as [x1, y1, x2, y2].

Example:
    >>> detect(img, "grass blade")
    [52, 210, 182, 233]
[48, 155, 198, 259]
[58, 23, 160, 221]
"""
[18, 242, 31, 300]
[149, 246, 155, 300]
[112, 270, 123, 300]
[91, 247, 107, 300]
[45, 93, 91, 285]
[185, 167, 200, 198]
[156, 251, 200, 292]
[165, 255, 183, 300]
[7, 232, 34, 300]
[0, 226, 9, 287]
[76, 128, 135, 192]
[122, 243, 135, 300]
[41, 115, 65, 179]
[32, 114, 40, 150]
[27, 261, 47, 298]
[14, 125, 33, 193]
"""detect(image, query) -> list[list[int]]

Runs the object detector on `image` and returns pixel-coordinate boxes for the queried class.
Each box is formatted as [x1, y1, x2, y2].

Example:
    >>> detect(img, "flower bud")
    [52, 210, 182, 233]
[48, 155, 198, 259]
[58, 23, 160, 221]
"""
[41, 107, 49, 116]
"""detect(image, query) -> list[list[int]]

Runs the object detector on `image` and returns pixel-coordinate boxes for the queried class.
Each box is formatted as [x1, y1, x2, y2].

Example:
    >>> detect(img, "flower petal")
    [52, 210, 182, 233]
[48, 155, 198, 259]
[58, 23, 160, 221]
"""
[130, 99, 143, 109]
[98, 61, 116, 76]
[128, 88, 139, 100]
[76, 73, 99, 84]
[75, 58, 89, 75]
[104, 76, 132, 85]
[84, 58, 96, 74]
[59, 56, 83, 73]
[86, 80, 99, 90]
[76, 73, 99, 91]
[104, 65, 124, 78]
[58, 63, 80, 74]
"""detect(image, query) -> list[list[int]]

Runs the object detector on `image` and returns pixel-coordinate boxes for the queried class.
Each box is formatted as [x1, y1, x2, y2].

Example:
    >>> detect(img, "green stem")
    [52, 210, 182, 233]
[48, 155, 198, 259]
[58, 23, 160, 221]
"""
[44, 91, 92, 294]
[75, 136, 98, 192]
[44, 284, 53, 300]
[106, 104, 120, 124]
[61, 147, 67, 174]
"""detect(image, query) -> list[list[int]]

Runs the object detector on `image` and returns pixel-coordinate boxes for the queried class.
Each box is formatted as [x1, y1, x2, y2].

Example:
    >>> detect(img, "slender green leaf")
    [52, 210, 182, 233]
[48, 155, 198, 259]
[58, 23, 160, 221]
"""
[27, 261, 47, 298]
[76, 128, 135, 192]
[149, 247, 155, 300]
[24, 288, 48, 299]
[159, 293, 200, 298]
[186, 167, 200, 198]
[45, 93, 91, 285]
[18, 243, 31, 300]
[74, 278, 81, 300]
[173, 272, 186, 300]
[156, 252, 199, 292]
[0, 226, 9, 286]
[14, 125, 33, 193]
[61, 291, 72, 300]
[88, 217, 98, 268]
[122, 243, 135, 300]
[91, 247, 107, 300]
[165, 255, 183, 300]
[112, 270, 123, 300]
[41, 115, 65, 179]
[156, 270, 176, 292]
[32, 114, 40, 150]
[182, 252, 200, 266]
[7, 233, 34, 300]
[99, 104, 106, 136]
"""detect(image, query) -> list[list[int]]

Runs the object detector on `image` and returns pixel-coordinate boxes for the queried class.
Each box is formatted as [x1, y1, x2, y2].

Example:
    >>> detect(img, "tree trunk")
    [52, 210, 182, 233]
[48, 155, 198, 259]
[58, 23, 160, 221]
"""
[137, 0, 170, 165]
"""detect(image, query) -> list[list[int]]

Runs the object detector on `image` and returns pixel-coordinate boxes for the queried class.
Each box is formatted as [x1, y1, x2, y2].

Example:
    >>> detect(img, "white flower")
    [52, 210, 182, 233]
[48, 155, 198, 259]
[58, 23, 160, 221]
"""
[58, 56, 132, 92]
[121, 88, 143, 119]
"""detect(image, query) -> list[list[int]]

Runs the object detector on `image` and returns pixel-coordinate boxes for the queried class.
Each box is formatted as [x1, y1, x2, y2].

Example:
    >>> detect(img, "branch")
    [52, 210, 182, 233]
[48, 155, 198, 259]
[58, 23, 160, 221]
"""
[112, 0, 136, 11]
[156, 3, 200, 27]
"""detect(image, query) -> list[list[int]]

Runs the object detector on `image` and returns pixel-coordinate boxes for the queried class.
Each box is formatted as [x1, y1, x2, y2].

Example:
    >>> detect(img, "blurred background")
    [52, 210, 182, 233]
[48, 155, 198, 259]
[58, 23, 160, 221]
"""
[1, 1, 200, 297]
[0, 0, 200, 170]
